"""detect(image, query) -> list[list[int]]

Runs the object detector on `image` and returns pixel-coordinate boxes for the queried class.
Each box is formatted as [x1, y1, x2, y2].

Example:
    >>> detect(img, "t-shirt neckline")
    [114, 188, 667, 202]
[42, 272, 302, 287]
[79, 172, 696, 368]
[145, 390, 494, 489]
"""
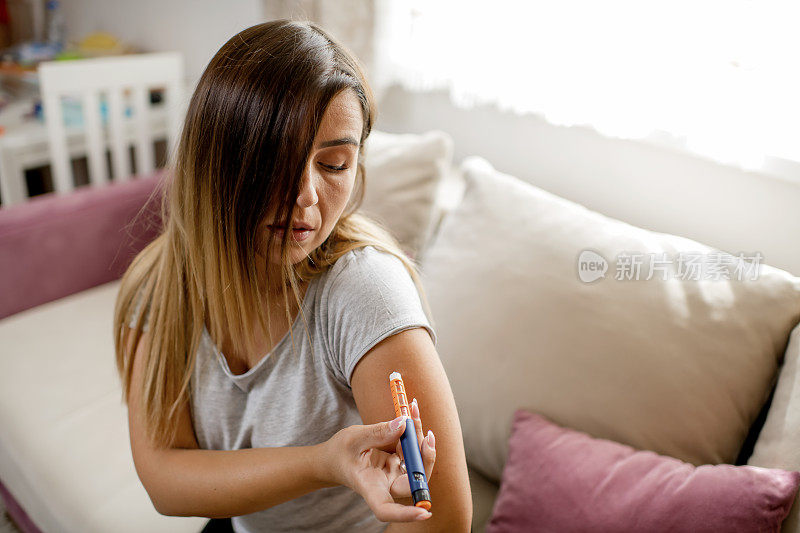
[202, 277, 318, 383]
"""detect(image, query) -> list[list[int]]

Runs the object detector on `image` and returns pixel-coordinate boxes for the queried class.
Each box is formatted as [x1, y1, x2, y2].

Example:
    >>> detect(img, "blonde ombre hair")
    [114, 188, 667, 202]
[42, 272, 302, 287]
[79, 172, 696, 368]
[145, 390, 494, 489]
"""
[113, 19, 434, 449]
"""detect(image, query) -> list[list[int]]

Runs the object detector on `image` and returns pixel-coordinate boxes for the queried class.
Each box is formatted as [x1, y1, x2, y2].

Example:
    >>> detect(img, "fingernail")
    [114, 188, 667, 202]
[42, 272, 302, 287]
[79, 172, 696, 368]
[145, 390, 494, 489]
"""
[412, 398, 419, 415]
[427, 430, 435, 447]
[390, 415, 405, 431]
[416, 510, 432, 520]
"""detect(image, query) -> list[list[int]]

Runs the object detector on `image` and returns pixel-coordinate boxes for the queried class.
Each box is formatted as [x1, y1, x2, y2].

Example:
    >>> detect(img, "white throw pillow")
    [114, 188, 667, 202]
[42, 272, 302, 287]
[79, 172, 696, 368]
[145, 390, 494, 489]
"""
[360, 129, 454, 259]
[420, 155, 800, 483]
[748, 322, 800, 532]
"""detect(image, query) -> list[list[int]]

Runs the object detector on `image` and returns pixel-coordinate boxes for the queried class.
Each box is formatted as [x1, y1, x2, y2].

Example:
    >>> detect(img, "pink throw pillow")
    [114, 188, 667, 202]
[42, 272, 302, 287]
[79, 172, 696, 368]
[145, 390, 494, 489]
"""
[487, 410, 800, 533]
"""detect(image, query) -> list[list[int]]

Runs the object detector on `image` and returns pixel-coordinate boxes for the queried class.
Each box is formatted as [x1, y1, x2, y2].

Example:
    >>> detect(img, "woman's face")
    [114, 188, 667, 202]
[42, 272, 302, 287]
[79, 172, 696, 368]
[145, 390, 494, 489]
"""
[259, 89, 363, 266]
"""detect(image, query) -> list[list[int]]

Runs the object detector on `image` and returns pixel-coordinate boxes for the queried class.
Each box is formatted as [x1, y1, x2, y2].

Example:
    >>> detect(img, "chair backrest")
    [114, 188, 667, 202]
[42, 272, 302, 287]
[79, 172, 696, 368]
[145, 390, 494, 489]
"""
[38, 52, 185, 193]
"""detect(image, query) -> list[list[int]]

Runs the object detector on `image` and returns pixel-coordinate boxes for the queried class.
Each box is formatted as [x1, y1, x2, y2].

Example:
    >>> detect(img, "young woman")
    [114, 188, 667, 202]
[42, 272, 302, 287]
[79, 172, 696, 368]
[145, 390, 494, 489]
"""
[113, 19, 472, 533]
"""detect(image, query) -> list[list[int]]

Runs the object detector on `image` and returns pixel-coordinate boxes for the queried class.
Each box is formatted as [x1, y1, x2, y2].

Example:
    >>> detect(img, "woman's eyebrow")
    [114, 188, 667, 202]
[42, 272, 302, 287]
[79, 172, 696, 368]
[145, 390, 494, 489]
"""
[315, 136, 359, 149]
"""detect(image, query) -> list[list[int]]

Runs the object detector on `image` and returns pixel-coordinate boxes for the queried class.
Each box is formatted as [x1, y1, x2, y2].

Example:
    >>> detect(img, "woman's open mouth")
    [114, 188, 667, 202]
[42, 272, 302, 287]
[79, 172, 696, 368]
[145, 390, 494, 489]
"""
[268, 225, 313, 242]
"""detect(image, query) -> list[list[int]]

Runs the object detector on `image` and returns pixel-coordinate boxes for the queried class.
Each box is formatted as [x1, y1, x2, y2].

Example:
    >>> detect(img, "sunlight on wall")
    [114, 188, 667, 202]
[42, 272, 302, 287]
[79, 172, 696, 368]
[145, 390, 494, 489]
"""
[375, 0, 800, 175]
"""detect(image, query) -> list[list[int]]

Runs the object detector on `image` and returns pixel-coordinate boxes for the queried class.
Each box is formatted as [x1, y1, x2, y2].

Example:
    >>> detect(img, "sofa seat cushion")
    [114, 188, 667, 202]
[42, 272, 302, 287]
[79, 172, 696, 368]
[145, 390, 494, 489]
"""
[0, 280, 206, 533]
[419, 155, 800, 483]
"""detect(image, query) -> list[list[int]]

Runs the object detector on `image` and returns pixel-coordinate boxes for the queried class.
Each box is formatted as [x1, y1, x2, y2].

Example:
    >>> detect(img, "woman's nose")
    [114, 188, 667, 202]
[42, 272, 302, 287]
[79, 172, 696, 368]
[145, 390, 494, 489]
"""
[296, 168, 319, 208]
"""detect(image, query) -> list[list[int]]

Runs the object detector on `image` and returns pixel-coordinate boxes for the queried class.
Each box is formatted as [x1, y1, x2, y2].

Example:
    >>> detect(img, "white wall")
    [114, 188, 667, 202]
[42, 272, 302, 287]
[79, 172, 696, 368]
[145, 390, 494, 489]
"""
[375, 85, 800, 277]
[61, 0, 264, 86]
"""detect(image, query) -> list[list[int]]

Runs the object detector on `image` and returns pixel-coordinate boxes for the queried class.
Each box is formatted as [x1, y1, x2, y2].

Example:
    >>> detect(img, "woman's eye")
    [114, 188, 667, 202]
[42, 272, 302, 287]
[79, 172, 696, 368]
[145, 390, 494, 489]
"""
[319, 162, 350, 173]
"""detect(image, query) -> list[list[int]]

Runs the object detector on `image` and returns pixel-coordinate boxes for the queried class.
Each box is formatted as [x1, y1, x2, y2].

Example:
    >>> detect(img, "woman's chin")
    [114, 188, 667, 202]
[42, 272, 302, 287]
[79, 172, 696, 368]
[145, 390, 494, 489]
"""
[268, 243, 314, 265]
[257, 230, 324, 264]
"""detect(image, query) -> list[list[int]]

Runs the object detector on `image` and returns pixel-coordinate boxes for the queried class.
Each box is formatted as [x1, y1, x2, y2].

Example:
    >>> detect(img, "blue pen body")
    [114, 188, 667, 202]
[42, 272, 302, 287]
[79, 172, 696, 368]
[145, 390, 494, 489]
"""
[400, 417, 430, 507]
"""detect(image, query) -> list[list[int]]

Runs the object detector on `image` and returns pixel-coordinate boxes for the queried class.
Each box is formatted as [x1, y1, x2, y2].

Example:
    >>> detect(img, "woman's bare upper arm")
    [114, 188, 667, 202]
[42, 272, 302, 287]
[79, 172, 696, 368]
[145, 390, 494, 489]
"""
[350, 328, 458, 441]
[350, 327, 473, 529]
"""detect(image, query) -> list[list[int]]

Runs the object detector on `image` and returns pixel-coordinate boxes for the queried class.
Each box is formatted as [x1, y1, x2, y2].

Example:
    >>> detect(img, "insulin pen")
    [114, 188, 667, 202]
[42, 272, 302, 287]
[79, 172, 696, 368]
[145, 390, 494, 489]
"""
[389, 371, 432, 510]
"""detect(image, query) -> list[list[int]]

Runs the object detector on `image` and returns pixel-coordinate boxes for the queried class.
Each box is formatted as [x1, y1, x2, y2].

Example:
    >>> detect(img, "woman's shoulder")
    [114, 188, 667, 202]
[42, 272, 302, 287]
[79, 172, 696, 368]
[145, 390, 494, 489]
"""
[326, 245, 409, 287]
[319, 245, 424, 318]
[320, 245, 435, 385]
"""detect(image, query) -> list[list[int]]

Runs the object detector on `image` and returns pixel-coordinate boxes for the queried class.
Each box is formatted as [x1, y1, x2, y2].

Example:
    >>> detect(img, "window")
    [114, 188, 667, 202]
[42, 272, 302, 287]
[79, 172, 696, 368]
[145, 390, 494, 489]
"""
[374, 0, 800, 178]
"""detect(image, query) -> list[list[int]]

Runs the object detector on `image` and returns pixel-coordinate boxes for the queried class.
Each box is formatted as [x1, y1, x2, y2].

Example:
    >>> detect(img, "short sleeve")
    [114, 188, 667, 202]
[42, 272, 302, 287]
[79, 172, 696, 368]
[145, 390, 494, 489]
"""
[127, 284, 152, 332]
[324, 246, 438, 387]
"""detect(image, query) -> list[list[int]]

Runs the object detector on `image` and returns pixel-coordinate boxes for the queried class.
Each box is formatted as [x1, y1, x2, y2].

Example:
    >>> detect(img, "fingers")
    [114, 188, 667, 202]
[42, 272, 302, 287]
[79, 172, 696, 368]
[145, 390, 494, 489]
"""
[386, 454, 412, 499]
[387, 452, 402, 472]
[359, 415, 407, 450]
[373, 500, 432, 522]
[388, 472, 411, 499]
[364, 484, 432, 522]
[411, 398, 435, 479]
[411, 398, 424, 448]
[361, 476, 431, 522]
[421, 429, 436, 480]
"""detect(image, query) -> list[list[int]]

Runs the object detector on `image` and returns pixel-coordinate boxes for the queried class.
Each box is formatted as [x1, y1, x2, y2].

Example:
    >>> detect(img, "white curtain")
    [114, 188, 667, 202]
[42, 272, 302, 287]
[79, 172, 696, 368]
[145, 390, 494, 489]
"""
[369, 0, 800, 174]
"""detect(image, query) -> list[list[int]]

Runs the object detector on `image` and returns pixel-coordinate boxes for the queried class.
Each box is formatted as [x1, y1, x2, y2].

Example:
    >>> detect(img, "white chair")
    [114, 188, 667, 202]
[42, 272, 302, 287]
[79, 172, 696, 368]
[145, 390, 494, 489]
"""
[38, 52, 185, 195]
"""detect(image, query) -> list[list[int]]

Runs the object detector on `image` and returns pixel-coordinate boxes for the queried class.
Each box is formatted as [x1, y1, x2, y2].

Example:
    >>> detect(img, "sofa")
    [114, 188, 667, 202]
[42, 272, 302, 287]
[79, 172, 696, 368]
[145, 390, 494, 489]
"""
[1, 128, 799, 532]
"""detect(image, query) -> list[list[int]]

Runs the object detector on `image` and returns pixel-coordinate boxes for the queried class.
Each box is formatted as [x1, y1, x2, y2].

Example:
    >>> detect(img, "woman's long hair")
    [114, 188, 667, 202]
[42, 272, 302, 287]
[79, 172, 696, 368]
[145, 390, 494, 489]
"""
[113, 19, 435, 449]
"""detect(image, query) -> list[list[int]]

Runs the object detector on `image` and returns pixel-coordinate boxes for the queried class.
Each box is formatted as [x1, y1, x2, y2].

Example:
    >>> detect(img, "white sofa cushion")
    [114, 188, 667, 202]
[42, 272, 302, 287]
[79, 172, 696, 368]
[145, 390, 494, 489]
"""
[0, 280, 206, 533]
[749, 321, 800, 532]
[361, 129, 454, 259]
[419, 155, 800, 483]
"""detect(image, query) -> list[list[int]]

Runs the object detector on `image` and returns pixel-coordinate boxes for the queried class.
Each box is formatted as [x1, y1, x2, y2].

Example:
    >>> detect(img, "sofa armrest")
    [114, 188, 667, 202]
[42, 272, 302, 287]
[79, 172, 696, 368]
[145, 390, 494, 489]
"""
[0, 172, 166, 319]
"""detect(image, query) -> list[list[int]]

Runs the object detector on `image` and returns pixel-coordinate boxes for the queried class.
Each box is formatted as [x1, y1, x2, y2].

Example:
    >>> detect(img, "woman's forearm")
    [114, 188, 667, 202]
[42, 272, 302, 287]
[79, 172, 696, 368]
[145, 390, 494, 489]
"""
[149, 444, 334, 518]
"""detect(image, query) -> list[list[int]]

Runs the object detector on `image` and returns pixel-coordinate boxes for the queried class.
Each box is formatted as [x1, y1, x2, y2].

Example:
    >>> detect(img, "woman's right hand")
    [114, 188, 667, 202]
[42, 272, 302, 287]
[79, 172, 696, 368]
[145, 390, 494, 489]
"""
[319, 415, 436, 523]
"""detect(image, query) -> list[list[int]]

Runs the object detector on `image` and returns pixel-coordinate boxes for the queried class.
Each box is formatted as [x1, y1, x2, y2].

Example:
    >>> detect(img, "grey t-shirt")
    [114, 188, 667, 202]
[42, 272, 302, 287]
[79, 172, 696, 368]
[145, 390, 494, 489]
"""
[127, 245, 437, 532]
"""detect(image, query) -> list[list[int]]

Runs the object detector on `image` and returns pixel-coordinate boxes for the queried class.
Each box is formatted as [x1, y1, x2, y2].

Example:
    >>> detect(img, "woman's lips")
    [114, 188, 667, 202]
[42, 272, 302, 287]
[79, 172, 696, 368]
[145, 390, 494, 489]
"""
[269, 225, 313, 242]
